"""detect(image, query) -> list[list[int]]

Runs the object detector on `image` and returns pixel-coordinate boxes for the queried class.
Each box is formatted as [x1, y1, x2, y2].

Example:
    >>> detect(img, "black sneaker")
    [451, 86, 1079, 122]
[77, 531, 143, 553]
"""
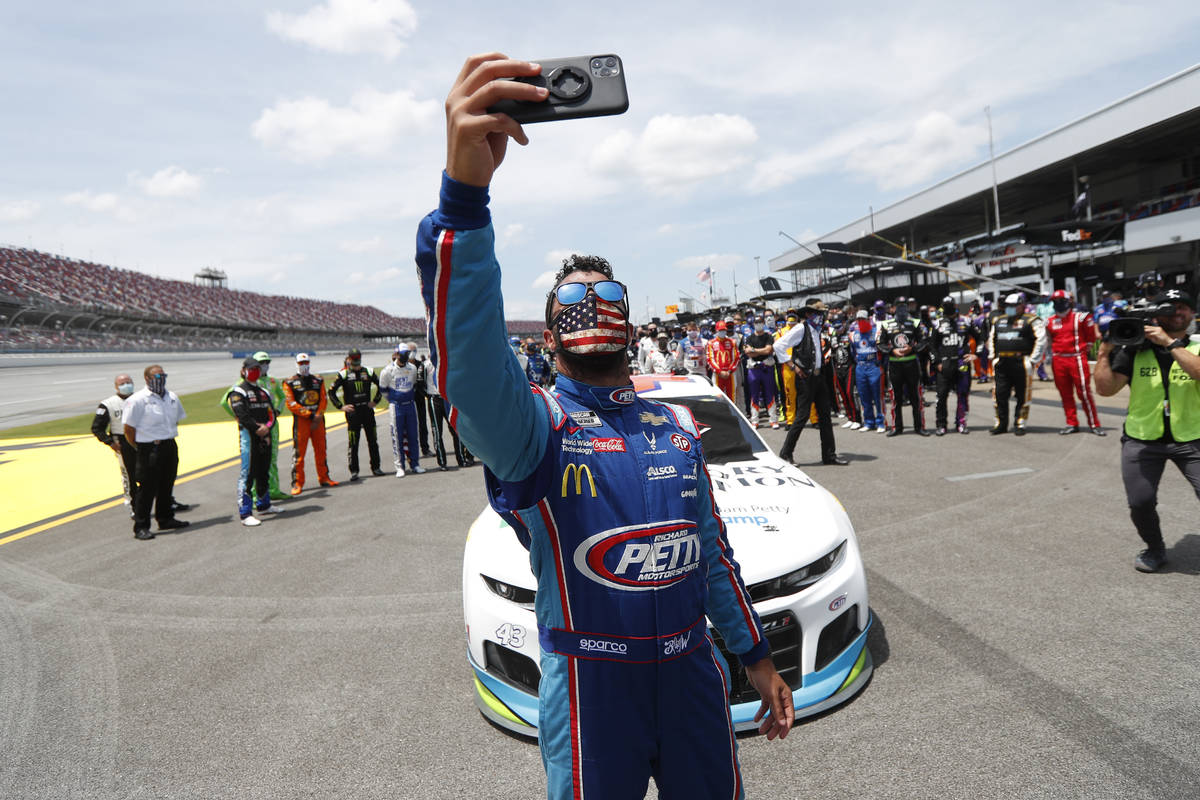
[170, 500, 192, 513]
[134, 528, 155, 540]
[158, 519, 190, 531]
[1134, 548, 1167, 573]
[348, 473, 359, 482]
[885, 429, 902, 437]
[916, 429, 931, 437]
[371, 468, 385, 477]
[822, 455, 849, 466]
[1014, 426, 1026, 437]
[1059, 426, 1078, 435]
[989, 426, 1006, 435]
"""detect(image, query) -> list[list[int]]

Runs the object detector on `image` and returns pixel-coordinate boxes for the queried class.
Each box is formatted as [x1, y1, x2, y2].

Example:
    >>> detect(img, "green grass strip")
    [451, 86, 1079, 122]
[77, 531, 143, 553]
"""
[1, 373, 387, 441]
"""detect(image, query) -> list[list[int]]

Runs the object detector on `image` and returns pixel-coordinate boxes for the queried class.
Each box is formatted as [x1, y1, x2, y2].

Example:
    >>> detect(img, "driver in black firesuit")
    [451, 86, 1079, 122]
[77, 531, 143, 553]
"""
[987, 293, 1047, 435]
[329, 348, 384, 479]
[931, 296, 984, 435]
[878, 299, 931, 436]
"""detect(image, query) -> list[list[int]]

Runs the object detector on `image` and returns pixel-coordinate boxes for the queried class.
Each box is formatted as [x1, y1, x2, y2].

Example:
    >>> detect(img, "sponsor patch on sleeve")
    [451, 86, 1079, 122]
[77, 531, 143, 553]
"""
[569, 410, 602, 428]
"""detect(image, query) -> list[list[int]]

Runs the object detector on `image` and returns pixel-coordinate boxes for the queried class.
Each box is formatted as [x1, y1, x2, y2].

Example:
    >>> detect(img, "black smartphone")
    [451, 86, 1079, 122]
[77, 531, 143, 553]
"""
[488, 55, 629, 124]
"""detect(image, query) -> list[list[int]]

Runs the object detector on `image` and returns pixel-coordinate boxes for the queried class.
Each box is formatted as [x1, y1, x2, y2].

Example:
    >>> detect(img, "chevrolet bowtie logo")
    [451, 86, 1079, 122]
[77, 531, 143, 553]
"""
[561, 463, 597, 498]
[640, 411, 667, 426]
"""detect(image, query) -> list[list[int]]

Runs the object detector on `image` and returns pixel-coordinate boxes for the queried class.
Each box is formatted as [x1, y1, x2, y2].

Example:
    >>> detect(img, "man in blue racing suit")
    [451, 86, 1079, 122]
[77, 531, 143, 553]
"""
[417, 53, 792, 800]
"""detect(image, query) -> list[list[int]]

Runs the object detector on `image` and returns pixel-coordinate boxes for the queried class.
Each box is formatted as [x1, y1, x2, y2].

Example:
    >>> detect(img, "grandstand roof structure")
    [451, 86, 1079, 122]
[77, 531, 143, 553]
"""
[770, 62, 1200, 307]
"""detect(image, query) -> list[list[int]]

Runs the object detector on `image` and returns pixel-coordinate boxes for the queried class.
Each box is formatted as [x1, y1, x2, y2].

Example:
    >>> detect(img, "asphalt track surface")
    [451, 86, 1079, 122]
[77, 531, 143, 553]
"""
[0, 351, 397, 430]
[1, 380, 1198, 799]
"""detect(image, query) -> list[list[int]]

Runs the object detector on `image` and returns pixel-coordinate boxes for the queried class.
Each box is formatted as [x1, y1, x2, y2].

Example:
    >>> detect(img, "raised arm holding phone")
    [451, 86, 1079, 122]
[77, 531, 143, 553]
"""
[417, 53, 792, 800]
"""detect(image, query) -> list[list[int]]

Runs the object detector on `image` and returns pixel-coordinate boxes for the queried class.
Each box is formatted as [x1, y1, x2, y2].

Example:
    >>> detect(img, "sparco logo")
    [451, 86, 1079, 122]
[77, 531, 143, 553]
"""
[592, 437, 626, 453]
[574, 521, 702, 590]
[670, 433, 691, 452]
[662, 631, 692, 656]
[610, 388, 636, 405]
[579, 638, 628, 654]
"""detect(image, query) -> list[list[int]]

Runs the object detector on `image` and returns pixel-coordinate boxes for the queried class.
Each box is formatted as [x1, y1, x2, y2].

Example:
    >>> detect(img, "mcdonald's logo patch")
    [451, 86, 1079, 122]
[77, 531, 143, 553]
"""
[561, 463, 597, 498]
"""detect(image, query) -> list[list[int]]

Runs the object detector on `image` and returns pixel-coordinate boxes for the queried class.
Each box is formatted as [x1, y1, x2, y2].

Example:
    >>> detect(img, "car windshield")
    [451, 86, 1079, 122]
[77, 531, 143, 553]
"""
[662, 395, 767, 464]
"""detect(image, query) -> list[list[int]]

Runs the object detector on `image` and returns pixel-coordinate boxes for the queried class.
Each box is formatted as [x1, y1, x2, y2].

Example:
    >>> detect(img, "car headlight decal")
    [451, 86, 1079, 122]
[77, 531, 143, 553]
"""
[747, 540, 846, 602]
[482, 574, 537, 610]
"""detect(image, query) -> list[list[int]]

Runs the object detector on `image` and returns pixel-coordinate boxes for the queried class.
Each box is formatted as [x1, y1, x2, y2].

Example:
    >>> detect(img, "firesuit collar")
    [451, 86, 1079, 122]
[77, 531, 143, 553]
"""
[555, 374, 637, 411]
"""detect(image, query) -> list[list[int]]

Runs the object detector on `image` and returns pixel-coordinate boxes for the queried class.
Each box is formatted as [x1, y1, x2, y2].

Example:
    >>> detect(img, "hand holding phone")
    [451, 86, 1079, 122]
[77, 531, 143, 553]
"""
[487, 55, 629, 124]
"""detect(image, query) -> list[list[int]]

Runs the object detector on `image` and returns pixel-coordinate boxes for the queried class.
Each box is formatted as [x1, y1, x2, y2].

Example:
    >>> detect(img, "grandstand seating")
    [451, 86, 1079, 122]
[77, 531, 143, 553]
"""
[0, 246, 547, 353]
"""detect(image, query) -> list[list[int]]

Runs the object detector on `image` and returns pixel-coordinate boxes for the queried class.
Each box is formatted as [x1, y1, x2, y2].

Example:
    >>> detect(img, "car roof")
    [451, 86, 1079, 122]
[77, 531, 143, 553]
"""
[631, 374, 723, 399]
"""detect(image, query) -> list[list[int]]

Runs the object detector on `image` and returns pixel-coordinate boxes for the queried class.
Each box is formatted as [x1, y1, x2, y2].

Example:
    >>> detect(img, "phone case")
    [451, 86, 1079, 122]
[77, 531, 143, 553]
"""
[488, 55, 629, 124]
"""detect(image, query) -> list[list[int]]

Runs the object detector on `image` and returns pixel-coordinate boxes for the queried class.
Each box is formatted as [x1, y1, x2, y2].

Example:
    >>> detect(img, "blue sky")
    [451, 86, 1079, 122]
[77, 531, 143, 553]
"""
[3, 1, 1199, 323]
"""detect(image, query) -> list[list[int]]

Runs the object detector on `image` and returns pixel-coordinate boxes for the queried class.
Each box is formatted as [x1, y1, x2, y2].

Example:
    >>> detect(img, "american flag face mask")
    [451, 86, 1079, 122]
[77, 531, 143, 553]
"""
[552, 280, 630, 354]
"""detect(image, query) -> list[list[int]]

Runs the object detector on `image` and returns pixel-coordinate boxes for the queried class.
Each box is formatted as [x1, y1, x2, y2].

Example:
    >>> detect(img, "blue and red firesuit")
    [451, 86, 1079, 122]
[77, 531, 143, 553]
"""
[416, 174, 768, 800]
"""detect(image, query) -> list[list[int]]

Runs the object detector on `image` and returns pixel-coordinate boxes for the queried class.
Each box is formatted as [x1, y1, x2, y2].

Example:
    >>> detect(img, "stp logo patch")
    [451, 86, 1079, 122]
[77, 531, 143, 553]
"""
[670, 433, 691, 452]
[610, 388, 636, 405]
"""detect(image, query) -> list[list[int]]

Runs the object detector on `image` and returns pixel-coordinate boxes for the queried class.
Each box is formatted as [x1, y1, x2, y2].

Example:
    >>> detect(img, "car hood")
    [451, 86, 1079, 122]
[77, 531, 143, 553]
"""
[467, 455, 851, 591]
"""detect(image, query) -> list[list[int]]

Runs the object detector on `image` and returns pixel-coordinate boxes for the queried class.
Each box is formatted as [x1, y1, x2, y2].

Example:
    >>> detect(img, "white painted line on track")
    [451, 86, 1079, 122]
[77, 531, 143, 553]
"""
[51, 378, 99, 384]
[945, 467, 1035, 482]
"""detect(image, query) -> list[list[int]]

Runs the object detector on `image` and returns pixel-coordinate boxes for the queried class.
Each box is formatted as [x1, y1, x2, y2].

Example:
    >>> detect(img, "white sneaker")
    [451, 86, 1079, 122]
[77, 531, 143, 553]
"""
[877, 426, 887, 433]
[395, 467, 406, 478]
[258, 506, 284, 515]
[242, 516, 262, 527]
[849, 421, 862, 430]
[412, 465, 427, 474]
[841, 420, 852, 428]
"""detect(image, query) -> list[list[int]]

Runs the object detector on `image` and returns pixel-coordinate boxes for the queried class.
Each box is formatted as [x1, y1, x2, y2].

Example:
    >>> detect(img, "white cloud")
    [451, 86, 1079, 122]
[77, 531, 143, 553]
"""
[0, 200, 39, 222]
[340, 236, 383, 253]
[673, 253, 743, 272]
[135, 165, 204, 198]
[63, 191, 119, 212]
[251, 88, 438, 161]
[532, 269, 557, 289]
[266, 0, 417, 60]
[62, 191, 137, 222]
[848, 112, 989, 190]
[590, 114, 759, 195]
[499, 223, 527, 250]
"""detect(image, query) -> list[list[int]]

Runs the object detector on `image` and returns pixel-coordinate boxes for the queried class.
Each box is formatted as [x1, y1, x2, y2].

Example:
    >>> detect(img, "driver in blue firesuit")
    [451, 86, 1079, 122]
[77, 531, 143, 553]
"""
[417, 53, 793, 800]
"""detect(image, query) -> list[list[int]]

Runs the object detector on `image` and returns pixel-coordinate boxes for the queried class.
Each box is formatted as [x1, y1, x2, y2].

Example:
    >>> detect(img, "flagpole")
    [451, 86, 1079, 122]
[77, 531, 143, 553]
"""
[986, 106, 1001, 233]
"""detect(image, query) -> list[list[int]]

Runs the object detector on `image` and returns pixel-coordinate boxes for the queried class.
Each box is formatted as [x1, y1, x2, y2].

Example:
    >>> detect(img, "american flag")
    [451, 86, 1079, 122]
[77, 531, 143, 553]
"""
[557, 297, 628, 353]
[696, 266, 712, 283]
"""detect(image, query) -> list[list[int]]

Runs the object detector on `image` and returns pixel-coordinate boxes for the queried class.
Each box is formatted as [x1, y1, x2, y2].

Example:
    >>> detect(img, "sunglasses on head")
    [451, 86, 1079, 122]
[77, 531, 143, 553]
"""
[555, 280, 627, 306]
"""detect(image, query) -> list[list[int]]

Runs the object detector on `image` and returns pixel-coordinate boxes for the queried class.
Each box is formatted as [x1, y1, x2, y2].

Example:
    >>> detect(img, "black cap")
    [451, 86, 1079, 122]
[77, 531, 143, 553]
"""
[348, 347, 362, 358]
[1151, 289, 1195, 309]
[242, 356, 261, 369]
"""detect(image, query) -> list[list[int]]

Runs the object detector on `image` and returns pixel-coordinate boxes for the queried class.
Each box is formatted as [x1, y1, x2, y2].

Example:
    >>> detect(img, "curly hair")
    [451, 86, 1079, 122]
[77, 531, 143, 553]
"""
[543, 254, 616, 327]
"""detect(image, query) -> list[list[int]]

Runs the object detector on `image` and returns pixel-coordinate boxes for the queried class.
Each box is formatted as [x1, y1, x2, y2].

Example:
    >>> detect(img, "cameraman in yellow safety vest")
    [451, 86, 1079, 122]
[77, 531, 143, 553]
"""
[1094, 289, 1200, 573]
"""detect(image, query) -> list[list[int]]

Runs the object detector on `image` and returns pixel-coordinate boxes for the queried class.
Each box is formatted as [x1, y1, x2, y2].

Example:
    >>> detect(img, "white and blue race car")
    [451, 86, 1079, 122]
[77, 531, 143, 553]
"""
[463, 374, 872, 736]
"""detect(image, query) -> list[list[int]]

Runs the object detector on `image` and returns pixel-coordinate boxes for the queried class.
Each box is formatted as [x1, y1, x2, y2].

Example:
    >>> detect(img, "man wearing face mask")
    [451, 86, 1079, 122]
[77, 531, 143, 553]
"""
[329, 348, 384, 480]
[227, 357, 283, 527]
[122, 365, 189, 540]
[878, 298, 931, 436]
[1094, 289, 1200, 572]
[987, 292, 1047, 435]
[679, 321, 709, 376]
[92, 373, 146, 519]
[418, 54, 794, 800]
[930, 297, 983, 435]
[1046, 290, 1103, 435]
[380, 344, 427, 477]
[774, 299, 848, 464]
[1093, 290, 1120, 337]
[849, 310, 885, 432]
[706, 320, 740, 401]
[283, 353, 337, 494]
[645, 330, 680, 374]
[525, 341, 552, 387]
[220, 352, 288, 502]
[743, 316, 780, 428]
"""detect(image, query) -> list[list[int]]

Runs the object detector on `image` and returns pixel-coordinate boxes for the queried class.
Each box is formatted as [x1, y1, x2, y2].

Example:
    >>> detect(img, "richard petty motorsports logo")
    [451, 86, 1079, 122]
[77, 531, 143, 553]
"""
[573, 520, 702, 591]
